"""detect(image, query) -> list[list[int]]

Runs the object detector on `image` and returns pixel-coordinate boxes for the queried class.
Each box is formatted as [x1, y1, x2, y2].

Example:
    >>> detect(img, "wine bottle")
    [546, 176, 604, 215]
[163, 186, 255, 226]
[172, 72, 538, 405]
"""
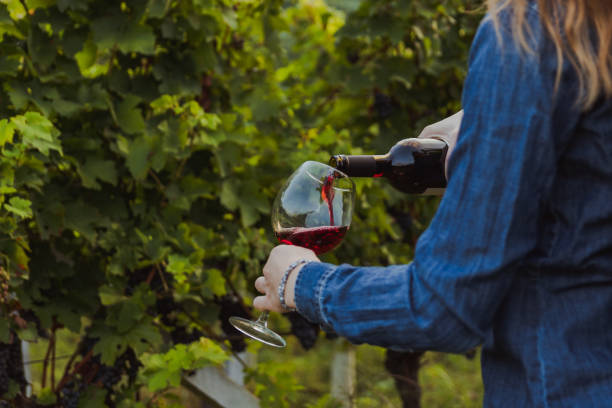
[329, 138, 448, 194]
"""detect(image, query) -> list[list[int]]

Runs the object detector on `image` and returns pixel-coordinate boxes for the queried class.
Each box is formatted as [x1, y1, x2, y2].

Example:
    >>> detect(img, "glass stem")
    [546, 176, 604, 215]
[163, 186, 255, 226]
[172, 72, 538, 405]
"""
[255, 311, 269, 327]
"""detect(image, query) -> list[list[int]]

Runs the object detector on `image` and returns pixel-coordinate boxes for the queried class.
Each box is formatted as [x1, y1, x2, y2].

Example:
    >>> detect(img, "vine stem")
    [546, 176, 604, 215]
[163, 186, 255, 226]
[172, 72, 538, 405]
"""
[41, 331, 53, 388]
[55, 348, 93, 393]
[55, 339, 84, 392]
[51, 330, 56, 390]
[148, 169, 165, 192]
[154, 263, 169, 292]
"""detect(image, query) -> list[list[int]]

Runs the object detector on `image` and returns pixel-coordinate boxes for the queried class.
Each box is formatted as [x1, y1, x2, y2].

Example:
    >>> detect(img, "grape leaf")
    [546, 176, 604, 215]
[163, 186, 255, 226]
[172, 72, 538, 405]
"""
[4, 196, 32, 219]
[11, 112, 62, 156]
[0, 118, 15, 146]
[79, 158, 118, 189]
[125, 136, 150, 179]
[116, 95, 145, 134]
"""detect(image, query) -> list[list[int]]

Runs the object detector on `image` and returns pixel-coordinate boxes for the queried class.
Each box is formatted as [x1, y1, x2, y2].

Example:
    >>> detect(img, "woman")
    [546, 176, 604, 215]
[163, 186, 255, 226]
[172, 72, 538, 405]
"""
[254, 0, 612, 405]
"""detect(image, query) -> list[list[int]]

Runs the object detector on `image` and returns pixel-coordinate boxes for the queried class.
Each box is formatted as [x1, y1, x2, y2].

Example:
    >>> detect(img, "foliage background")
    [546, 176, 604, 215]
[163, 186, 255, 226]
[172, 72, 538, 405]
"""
[0, 0, 483, 406]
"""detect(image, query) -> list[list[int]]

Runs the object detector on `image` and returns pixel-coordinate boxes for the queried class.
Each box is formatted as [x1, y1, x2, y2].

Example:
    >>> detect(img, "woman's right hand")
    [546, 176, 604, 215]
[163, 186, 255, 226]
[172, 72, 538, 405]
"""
[417, 110, 463, 178]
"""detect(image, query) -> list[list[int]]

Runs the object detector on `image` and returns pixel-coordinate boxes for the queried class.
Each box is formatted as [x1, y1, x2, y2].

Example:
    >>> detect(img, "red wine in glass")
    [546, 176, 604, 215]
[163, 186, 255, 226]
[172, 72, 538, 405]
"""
[276, 170, 347, 255]
[275, 225, 348, 255]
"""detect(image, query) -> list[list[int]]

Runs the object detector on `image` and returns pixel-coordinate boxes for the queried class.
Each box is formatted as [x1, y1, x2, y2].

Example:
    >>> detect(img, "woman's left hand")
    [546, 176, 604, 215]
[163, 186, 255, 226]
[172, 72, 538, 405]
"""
[253, 245, 320, 313]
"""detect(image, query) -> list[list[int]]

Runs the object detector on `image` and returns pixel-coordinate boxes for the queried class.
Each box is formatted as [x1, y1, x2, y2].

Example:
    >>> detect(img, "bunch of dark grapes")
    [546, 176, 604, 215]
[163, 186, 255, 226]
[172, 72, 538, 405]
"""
[373, 91, 395, 119]
[121, 348, 141, 385]
[0, 338, 26, 396]
[0, 346, 10, 395]
[71, 338, 142, 407]
[346, 51, 359, 64]
[156, 296, 177, 327]
[216, 295, 248, 353]
[170, 326, 204, 345]
[153, 295, 203, 345]
[286, 312, 320, 350]
[59, 380, 85, 408]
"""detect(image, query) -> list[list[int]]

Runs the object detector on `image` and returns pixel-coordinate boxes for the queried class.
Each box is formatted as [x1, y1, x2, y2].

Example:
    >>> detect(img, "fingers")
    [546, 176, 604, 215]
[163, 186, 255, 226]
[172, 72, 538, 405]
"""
[254, 276, 267, 294]
[253, 295, 281, 313]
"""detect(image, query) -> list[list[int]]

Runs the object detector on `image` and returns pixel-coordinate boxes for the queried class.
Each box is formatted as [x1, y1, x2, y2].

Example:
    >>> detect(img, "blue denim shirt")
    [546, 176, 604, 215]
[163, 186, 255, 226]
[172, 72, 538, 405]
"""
[294, 7, 612, 407]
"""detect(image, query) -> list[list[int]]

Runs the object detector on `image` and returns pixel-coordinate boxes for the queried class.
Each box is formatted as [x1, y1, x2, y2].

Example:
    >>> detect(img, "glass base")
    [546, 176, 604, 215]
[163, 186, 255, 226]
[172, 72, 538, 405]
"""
[229, 316, 287, 348]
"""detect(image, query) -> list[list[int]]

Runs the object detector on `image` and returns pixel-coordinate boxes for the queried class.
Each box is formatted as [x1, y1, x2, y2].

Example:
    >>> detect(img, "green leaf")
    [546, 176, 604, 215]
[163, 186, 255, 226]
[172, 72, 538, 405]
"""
[0, 118, 15, 147]
[25, 0, 56, 9]
[91, 15, 155, 55]
[125, 137, 150, 179]
[147, 0, 169, 19]
[74, 36, 109, 78]
[36, 388, 57, 406]
[64, 201, 98, 241]
[119, 23, 156, 54]
[248, 88, 283, 121]
[147, 370, 176, 392]
[4, 196, 32, 218]
[27, 23, 56, 70]
[0, 54, 21, 73]
[79, 158, 118, 189]
[17, 325, 37, 341]
[201, 268, 226, 298]
[116, 95, 145, 134]
[92, 319, 161, 365]
[99, 284, 125, 306]
[219, 180, 239, 211]
[4, 81, 30, 110]
[2, 0, 26, 20]
[192, 338, 228, 366]
[56, 0, 88, 12]
[11, 112, 62, 156]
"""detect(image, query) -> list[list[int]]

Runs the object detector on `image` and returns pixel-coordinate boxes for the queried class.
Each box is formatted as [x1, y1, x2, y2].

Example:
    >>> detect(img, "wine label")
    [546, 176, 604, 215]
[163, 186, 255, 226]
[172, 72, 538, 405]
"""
[422, 188, 445, 196]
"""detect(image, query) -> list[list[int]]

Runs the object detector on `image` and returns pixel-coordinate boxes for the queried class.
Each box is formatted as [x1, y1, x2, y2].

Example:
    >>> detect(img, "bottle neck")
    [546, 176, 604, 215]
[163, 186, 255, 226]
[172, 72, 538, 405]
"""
[329, 154, 390, 177]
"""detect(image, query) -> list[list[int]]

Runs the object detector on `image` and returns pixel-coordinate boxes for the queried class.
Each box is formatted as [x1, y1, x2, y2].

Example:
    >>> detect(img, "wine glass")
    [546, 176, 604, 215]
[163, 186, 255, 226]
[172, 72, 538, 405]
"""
[229, 161, 355, 347]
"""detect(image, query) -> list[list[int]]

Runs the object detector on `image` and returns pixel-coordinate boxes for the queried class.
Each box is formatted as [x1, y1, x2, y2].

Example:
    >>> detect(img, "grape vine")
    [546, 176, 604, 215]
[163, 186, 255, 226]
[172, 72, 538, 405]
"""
[0, 0, 480, 405]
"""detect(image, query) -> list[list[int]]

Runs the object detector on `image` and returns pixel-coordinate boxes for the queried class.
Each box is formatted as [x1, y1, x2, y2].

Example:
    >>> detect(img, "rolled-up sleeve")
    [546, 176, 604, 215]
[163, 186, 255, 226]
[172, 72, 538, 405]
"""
[294, 13, 576, 352]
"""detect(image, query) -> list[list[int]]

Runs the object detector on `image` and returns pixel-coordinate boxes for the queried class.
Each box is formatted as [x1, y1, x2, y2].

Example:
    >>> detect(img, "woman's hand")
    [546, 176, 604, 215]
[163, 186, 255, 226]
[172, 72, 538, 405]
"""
[253, 245, 320, 313]
[417, 110, 463, 178]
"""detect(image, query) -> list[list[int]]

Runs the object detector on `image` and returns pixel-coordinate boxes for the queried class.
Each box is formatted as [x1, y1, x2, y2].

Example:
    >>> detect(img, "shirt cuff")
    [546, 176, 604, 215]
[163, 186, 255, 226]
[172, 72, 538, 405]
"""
[294, 261, 336, 327]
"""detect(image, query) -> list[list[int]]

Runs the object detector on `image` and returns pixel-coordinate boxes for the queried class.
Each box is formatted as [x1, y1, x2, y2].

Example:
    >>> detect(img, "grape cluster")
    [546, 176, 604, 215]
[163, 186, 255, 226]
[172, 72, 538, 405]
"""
[286, 312, 320, 350]
[216, 295, 248, 353]
[0, 346, 10, 396]
[346, 51, 359, 64]
[67, 338, 142, 407]
[0, 266, 9, 304]
[373, 91, 395, 119]
[170, 326, 204, 345]
[129, 267, 205, 347]
[155, 296, 177, 327]
[59, 380, 85, 408]
[0, 337, 26, 396]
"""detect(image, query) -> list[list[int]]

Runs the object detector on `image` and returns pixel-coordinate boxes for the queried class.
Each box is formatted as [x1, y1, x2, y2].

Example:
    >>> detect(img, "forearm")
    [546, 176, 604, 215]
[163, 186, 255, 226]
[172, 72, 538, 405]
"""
[293, 262, 482, 353]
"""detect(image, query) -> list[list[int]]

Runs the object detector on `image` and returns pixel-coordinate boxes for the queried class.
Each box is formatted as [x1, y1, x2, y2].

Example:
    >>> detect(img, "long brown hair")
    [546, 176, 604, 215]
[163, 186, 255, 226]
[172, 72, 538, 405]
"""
[487, 0, 612, 110]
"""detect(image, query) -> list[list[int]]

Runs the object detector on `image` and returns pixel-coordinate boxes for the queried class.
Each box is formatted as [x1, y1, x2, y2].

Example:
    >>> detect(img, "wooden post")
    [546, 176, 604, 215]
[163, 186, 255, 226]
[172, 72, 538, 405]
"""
[330, 339, 356, 408]
[22, 340, 32, 397]
[183, 352, 259, 408]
